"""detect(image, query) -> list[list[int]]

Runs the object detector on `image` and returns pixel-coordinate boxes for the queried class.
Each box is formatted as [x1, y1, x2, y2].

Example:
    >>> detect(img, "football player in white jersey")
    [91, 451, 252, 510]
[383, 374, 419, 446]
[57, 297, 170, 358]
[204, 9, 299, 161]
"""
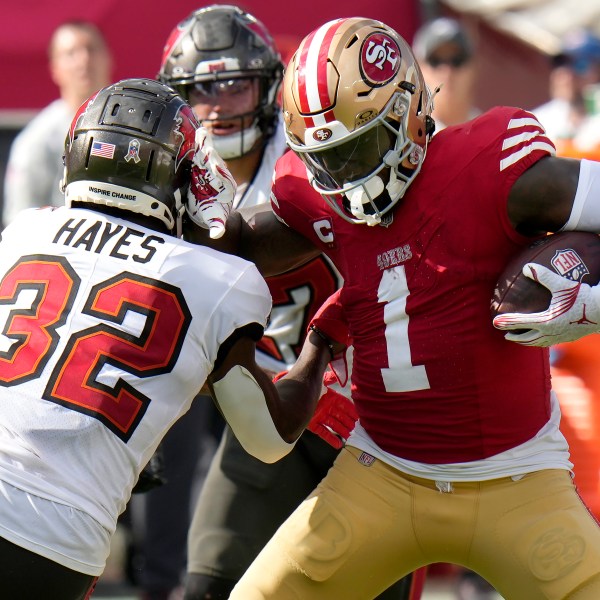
[0, 78, 332, 600]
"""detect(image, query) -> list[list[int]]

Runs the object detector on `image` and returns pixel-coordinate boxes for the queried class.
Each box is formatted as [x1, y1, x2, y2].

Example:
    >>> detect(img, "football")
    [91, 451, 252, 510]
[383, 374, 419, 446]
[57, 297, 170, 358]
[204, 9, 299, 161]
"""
[491, 232, 600, 321]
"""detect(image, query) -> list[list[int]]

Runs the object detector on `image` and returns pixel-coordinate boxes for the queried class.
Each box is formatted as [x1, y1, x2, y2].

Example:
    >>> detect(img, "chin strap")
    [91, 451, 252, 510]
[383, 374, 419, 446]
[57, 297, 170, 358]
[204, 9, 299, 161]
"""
[345, 176, 385, 226]
[211, 122, 262, 160]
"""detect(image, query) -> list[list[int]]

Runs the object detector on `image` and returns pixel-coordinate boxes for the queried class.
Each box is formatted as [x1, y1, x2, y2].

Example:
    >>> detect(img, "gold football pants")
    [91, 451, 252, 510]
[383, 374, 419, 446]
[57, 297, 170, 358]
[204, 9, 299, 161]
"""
[231, 446, 600, 599]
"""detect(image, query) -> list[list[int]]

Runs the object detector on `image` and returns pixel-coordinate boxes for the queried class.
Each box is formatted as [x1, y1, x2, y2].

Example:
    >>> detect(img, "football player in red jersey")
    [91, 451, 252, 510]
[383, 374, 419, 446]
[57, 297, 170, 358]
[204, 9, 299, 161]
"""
[185, 16, 600, 600]
[155, 7, 416, 600]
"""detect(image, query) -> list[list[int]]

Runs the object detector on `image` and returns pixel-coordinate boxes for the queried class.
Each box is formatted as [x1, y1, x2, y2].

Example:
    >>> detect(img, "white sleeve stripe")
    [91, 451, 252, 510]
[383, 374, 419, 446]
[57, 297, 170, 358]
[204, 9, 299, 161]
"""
[500, 141, 556, 171]
[502, 130, 545, 150]
[562, 159, 587, 230]
[507, 117, 544, 130]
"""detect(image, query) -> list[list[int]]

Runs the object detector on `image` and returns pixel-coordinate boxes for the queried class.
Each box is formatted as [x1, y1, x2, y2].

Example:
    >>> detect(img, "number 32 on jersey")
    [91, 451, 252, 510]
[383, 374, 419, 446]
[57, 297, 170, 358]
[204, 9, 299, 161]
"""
[0, 255, 191, 442]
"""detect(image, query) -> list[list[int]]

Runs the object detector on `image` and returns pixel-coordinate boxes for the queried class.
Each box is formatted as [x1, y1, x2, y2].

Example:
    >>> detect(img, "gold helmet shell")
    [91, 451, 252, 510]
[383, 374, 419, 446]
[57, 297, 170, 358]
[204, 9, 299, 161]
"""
[282, 18, 434, 225]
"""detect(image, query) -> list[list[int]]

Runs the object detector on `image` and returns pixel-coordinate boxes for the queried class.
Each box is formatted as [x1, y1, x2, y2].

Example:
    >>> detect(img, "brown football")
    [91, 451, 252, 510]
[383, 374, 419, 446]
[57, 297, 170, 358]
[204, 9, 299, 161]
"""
[491, 232, 600, 322]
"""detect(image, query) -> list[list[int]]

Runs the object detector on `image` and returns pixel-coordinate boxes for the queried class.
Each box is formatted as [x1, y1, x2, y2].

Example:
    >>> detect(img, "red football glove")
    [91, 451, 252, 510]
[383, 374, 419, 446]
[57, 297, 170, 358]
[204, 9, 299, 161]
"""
[308, 288, 350, 353]
[272, 369, 358, 449]
[307, 383, 358, 449]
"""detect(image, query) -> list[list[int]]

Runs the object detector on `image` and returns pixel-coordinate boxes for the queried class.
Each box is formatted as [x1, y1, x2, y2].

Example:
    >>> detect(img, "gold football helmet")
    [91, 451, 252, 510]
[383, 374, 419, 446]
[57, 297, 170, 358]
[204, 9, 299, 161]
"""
[282, 18, 434, 225]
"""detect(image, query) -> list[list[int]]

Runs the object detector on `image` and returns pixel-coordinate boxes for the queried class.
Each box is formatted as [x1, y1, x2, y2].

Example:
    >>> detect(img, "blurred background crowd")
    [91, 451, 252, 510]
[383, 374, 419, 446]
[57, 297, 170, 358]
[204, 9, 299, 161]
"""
[3, 1, 600, 599]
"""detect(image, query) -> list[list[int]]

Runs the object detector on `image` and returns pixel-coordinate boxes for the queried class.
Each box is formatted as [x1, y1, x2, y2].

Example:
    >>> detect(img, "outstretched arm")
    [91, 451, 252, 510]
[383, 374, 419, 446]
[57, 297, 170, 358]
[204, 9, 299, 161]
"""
[207, 326, 332, 463]
[183, 128, 320, 275]
[239, 206, 320, 276]
[183, 206, 319, 277]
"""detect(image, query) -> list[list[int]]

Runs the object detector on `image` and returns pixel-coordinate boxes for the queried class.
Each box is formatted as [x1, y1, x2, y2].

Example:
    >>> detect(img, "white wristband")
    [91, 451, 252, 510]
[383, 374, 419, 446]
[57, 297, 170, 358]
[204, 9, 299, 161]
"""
[561, 159, 600, 231]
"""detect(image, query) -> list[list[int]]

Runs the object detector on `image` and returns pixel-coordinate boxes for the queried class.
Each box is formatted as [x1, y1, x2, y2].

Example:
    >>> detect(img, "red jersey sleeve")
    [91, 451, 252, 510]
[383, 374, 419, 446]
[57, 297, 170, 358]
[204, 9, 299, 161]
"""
[435, 106, 556, 243]
[270, 152, 335, 250]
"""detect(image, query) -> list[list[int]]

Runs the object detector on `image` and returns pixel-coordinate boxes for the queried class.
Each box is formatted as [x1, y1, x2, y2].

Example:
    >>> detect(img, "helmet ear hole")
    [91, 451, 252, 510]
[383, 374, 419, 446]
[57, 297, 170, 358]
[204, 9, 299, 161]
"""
[425, 116, 436, 137]
[145, 151, 155, 181]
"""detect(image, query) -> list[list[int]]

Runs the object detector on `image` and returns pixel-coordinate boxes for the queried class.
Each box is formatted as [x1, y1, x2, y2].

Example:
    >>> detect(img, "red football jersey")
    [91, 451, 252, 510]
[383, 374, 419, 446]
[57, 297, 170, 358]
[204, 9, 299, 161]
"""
[271, 107, 556, 463]
[257, 256, 341, 368]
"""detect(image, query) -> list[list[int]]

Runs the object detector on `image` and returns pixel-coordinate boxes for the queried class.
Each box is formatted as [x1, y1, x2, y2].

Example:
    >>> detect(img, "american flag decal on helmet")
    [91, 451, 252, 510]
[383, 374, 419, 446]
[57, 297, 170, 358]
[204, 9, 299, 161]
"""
[500, 115, 555, 171]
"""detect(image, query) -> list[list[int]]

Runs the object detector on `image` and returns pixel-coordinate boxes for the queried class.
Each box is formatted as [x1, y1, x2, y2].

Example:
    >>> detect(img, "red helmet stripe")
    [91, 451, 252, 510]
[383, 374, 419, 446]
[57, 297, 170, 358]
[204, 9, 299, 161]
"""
[68, 93, 98, 144]
[296, 30, 317, 114]
[161, 22, 190, 68]
[297, 19, 344, 117]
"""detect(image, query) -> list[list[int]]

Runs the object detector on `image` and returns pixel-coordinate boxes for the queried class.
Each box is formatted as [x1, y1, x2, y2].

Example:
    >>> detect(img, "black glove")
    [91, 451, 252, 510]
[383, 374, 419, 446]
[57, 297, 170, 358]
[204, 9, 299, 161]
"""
[132, 444, 167, 494]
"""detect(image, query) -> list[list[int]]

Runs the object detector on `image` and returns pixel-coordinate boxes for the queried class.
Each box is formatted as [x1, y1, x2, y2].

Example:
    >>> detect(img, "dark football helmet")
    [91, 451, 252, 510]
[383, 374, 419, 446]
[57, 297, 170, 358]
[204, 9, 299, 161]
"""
[283, 18, 435, 226]
[62, 78, 198, 234]
[158, 4, 283, 159]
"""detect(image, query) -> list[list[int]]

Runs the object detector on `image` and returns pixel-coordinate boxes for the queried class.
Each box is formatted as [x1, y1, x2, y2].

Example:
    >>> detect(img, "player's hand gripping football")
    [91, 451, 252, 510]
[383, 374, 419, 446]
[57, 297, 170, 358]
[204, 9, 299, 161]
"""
[186, 127, 236, 239]
[493, 262, 600, 346]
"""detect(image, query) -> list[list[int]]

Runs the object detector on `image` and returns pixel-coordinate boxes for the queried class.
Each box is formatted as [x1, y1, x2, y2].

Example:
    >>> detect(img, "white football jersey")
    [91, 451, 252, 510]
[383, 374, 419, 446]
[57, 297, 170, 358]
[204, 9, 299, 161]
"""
[232, 118, 287, 211]
[0, 206, 271, 572]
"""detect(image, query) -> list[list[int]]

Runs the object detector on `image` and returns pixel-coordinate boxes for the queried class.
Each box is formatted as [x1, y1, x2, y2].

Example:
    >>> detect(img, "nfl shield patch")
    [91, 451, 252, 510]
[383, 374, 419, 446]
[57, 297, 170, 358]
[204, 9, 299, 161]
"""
[551, 248, 589, 281]
[358, 452, 376, 467]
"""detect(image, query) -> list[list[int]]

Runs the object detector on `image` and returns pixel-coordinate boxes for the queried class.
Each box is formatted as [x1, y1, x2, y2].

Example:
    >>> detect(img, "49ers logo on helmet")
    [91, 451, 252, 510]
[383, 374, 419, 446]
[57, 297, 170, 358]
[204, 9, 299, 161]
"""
[360, 32, 400, 86]
[313, 128, 333, 142]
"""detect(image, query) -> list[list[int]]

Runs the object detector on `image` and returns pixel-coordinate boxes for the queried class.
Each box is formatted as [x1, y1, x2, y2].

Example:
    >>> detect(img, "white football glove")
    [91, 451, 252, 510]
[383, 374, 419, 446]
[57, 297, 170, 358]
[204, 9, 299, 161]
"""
[186, 127, 236, 239]
[492, 263, 600, 347]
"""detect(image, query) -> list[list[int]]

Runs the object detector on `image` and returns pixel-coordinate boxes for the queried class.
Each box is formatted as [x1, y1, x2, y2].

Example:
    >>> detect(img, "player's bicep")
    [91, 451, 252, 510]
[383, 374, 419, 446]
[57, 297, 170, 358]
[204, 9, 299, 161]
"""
[239, 208, 319, 276]
[508, 157, 581, 236]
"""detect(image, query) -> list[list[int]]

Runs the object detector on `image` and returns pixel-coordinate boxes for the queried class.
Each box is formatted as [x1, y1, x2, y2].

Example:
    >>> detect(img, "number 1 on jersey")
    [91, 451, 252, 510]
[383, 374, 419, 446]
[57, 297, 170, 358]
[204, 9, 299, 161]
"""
[378, 266, 430, 392]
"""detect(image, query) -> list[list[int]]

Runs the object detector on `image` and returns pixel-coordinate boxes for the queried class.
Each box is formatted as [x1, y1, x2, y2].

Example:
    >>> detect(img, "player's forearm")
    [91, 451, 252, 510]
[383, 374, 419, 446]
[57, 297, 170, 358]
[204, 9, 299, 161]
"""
[208, 330, 329, 462]
[181, 212, 244, 256]
[272, 329, 333, 440]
